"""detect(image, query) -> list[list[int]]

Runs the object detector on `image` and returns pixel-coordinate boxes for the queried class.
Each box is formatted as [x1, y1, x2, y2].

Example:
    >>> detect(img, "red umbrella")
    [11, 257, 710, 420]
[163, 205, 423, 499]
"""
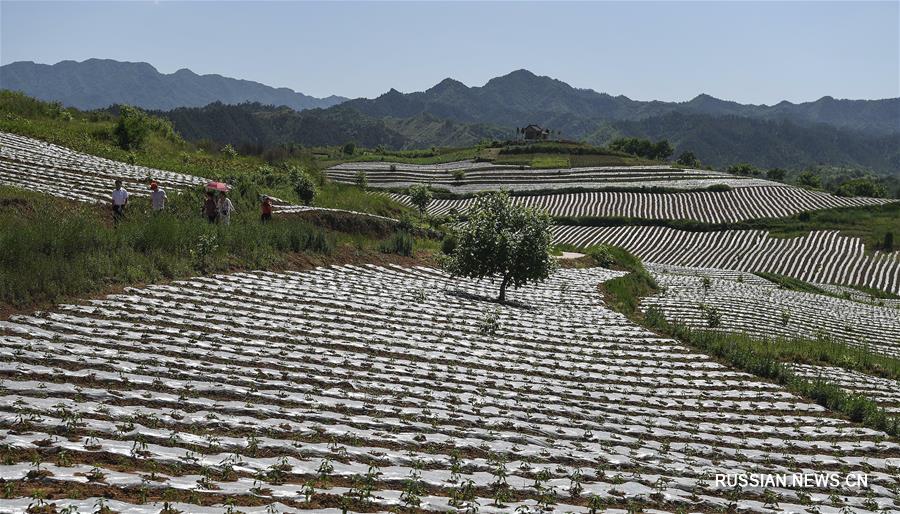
[206, 181, 231, 192]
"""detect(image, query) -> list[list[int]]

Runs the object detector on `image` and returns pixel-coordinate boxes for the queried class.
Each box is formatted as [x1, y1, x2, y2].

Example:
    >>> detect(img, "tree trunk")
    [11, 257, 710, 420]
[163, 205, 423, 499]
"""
[498, 274, 510, 303]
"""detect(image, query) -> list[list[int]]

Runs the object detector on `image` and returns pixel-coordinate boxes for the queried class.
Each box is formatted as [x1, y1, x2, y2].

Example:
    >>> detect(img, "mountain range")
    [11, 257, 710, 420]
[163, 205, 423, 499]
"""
[1, 59, 898, 173]
[340, 69, 899, 137]
[0, 59, 346, 111]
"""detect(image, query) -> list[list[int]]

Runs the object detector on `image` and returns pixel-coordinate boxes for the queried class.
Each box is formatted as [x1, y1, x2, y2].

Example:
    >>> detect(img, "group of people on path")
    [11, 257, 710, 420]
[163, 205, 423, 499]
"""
[112, 179, 167, 221]
[111, 179, 274, 224]
[203, 190, 235, 225]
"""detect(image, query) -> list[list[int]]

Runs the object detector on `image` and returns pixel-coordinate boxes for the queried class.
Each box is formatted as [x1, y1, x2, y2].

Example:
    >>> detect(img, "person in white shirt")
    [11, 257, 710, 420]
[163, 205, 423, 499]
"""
[218, 191, 235, 225]
[111, 180, 129, 223]
[149, 181, 167, 212]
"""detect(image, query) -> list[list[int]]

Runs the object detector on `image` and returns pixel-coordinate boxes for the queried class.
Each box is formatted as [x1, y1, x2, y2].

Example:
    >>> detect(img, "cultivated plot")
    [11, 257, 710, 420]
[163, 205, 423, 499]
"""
[554, 226, 900, 294]
[0, 265, 898, 513]
[329, 161, 767, 193]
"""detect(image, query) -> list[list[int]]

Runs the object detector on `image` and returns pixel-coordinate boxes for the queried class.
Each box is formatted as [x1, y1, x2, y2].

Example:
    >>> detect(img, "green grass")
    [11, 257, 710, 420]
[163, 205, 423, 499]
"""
[754, 272, 833, 295]
[492, 152, 648, 168]
[588, 244, 658, 319]
[531, 156, 570, 168]
[0, 185, 428, 311]
[0, 187, 337, 308]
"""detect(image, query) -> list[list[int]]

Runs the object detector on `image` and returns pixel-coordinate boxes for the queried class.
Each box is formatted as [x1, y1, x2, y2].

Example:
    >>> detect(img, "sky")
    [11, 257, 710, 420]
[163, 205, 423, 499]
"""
[1, 1, 898, 104]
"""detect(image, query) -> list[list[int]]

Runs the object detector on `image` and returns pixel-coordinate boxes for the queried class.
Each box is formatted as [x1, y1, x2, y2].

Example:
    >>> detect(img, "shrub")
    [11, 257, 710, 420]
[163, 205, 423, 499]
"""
[293, 171, 318, 205]
[766, 168, 787, 181]
[452, 169, 466, 182]
[113, 105, 151, 150]
[441, 233, 458, 255]
[834, 178, 887, 198]
[342, 142, 356, 156]
[726, 163, 757, 176]
[676, 151, 699, 167]
[797, 170, 821, 188]
[221, 144, 238, 159]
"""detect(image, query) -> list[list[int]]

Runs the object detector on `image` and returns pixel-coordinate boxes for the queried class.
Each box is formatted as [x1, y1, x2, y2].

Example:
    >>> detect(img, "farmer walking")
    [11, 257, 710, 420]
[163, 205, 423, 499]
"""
[203, 191, 218, 223]
[218, 191, 235, 225]
[260, 195, 273, 222]
[149, 181, 167, 212]
[111, 179, 128, 223]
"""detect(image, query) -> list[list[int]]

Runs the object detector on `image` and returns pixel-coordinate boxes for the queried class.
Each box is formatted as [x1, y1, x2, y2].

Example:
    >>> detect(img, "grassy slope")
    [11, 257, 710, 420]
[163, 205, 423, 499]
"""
[0, 92, 434, 312]
[0, 90, 412, 219]
[0, 186, 437, 313]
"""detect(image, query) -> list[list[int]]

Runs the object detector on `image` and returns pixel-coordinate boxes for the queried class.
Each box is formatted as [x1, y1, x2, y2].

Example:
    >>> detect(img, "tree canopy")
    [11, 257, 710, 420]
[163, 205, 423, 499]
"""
[444, 191, 557, 303]
[408, 184, 433, 214]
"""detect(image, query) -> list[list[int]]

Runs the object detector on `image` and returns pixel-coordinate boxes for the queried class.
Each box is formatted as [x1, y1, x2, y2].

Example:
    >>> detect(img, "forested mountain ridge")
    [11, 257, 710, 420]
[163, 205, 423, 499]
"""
[341, 69, 900, 137]
[0, 59, 346, 111]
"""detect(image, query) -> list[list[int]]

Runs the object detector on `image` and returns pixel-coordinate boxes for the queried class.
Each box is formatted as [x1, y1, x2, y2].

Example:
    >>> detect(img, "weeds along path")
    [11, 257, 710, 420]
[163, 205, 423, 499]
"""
[1, 264, 898, 513]
[0, 131, 396, 222]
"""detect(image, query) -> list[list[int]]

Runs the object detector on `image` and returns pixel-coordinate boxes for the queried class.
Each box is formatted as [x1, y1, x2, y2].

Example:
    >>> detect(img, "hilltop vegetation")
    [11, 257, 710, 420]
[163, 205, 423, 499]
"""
[0, 58, 346, 111]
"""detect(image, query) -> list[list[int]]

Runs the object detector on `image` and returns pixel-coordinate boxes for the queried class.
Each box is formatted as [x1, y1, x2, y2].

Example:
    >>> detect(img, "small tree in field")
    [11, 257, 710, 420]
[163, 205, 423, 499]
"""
[408, 184, 432, 214]
[114, 105, 150, 150]
[444, 191, 557, 303]
[292, 171, 317, 205]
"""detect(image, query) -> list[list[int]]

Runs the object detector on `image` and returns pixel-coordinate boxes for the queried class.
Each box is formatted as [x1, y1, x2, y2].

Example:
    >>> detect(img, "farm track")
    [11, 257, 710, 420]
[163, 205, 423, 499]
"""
[555, 226, 900, 294]
[1, 264, 898, 513]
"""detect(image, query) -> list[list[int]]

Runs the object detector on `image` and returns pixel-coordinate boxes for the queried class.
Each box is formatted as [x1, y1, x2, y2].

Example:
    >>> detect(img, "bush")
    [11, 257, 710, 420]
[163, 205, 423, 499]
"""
[342, 142, 356, 156]
[608, 137, 673, 160]
[675, 151, 699, 167]
[797, 170, 821, 188]
[221, 144, 238, 159]
[726, 163, 757, 176]
[834, 178, 887, 198]
[441, 233, 458, 255]
[113, 105, 151, 150]
[292, 171, 318, 205]
[766, 168, 787, 181]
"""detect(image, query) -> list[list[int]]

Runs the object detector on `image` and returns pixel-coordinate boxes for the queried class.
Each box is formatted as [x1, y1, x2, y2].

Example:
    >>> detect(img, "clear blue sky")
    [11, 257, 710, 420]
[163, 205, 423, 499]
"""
[1, 1, 898, 104]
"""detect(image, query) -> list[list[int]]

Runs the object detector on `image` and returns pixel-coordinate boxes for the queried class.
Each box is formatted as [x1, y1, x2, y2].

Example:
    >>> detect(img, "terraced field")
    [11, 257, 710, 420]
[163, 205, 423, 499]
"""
[0, 132, 398, 221]
[0, 131, 206, 204]
[641, 266, 900, 356]
[1, 265, 899, 513]
[555, 226, 900, 294]
[390, 187, 893, 223]
[328, 161, 770, 193]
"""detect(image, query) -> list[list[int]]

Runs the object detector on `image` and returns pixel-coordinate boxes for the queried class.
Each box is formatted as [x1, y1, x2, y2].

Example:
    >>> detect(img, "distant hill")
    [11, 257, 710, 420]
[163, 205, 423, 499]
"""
[342, 69, 900, 137]
[0, 59, 347, 111]
[602, 112, 900, 172]
[153, 101, 900, 175]
[157, 102, 506, 150]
